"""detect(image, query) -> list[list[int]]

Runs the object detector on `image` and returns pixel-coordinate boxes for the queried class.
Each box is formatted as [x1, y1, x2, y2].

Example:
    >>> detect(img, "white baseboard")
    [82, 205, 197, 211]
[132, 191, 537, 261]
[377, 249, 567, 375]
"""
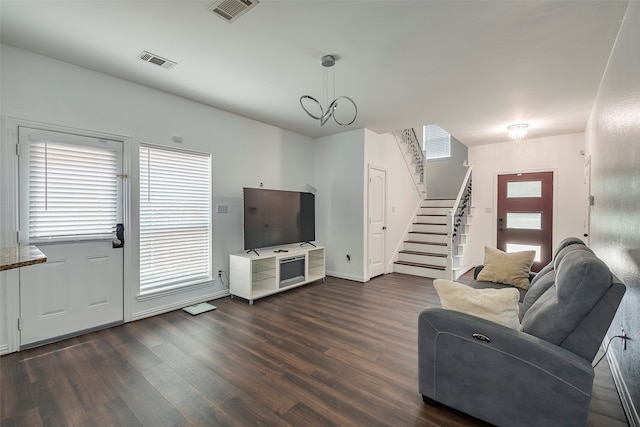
[606, 337, 640, 427]
[325, 271, 366, 283]
[130, 290, 229, 321]
[0, 344, 9, 356]
[453, 264, 475, 280]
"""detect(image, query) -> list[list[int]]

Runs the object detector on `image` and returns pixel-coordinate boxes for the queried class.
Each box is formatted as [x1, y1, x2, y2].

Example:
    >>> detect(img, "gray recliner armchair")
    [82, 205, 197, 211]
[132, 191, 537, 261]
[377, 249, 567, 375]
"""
[418, 242, 626, 427]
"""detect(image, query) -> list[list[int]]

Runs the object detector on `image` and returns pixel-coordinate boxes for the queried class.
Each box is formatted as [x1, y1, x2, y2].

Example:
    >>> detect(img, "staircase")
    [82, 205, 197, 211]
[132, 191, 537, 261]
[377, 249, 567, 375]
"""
[391, 128, 473, 280]
[394, 199, 453, 279]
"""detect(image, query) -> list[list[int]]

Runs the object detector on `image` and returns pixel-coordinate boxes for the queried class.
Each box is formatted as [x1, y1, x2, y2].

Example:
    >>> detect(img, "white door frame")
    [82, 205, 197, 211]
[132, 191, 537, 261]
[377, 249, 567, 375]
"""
[492, 167, 559, 250]
[7, 118, 131, 347]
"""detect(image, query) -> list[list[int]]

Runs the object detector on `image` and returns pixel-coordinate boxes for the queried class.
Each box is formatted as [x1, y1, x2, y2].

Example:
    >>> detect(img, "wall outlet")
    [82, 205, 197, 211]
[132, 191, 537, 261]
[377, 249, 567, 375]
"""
[622, 328, 629, 351]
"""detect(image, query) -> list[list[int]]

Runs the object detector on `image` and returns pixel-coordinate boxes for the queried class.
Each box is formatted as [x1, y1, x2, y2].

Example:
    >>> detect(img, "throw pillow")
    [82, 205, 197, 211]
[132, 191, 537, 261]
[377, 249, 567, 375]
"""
[433, 279, 521, 330]
[476, 246, 536, 290]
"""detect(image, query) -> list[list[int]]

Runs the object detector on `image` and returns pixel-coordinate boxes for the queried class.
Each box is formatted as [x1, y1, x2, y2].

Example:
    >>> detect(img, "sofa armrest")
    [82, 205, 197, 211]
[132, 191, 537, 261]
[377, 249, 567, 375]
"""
[473, 265, 484, 279]
[418, 308, 594, 427]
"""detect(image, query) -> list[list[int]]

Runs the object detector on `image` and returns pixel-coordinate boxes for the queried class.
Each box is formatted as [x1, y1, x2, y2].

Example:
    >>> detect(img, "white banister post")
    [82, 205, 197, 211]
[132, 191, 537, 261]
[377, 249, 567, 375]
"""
[446, 210, 454, 280]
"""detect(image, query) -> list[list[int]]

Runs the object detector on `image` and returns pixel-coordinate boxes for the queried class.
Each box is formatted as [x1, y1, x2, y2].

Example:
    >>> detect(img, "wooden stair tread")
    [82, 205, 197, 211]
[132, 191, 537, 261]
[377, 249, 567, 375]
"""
[413, 222, 447, 226]
[418, 214, 447, 217]
[399, 250, 447, 257]
[408, 231, 448, 236]
[405, 241, 447, 246]
[394, 260, 446, 270]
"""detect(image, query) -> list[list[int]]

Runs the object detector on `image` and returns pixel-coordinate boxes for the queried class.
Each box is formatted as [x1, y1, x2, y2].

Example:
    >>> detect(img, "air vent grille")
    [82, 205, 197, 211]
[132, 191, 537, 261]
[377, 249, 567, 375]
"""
[137, 51, 177, 70]
[208, 0, 259, 23]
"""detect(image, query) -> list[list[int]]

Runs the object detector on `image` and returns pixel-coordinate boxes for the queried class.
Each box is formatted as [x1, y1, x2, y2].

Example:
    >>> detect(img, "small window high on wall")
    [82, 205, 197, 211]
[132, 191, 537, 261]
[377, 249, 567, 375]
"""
[139, 144, 212, 295]
[423, 124, 451, 160]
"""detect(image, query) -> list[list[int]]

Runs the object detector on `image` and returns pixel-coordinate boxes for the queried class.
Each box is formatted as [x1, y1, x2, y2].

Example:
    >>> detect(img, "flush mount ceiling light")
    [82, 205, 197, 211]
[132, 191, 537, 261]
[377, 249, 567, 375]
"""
[507, 123, 529, 141]
[300, 55, 357, 126]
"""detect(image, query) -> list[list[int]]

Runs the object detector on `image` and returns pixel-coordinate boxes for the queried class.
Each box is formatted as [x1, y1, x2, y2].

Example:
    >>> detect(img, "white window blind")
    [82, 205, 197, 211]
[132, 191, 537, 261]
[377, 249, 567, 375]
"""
[139, 144, 212, 294]
[424, 124, 451, 160]
[24, 133, 120, 243]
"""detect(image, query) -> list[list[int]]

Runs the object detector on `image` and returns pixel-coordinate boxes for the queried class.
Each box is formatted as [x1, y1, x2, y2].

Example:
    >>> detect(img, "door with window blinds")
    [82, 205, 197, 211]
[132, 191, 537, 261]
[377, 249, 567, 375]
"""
[18, 127, 124, 348]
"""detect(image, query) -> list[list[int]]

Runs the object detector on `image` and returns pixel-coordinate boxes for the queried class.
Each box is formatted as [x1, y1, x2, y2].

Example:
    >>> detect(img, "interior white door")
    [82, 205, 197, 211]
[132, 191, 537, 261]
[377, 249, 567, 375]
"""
[584, 155, 592, 245]
[18, 127, 124, 348]
[368, 166, 387, 278]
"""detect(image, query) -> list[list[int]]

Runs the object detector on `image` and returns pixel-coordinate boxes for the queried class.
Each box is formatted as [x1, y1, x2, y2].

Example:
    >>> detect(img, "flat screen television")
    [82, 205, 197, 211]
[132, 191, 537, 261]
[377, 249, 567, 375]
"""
[243, 187, 315, 250]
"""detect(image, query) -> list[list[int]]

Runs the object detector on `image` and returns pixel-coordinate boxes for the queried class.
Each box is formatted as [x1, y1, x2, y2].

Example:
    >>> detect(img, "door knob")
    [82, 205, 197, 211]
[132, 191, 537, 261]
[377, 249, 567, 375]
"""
[113, 223, 125, 248]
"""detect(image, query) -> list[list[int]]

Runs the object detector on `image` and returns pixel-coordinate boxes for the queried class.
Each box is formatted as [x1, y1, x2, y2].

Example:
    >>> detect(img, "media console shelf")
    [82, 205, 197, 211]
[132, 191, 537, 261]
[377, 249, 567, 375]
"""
[229, 246, 325, 305]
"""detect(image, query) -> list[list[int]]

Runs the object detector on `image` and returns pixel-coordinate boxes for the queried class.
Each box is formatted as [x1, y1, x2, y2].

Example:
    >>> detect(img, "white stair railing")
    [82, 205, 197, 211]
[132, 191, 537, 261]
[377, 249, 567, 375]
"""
[446, 166, 473, 279]
[393, 128, 427, 196]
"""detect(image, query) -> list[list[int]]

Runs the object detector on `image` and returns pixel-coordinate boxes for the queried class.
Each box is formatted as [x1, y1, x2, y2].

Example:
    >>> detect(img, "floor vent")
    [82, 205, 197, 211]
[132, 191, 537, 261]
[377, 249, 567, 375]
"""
[137, 51, 177, 70]
[208, 0, 259, 23]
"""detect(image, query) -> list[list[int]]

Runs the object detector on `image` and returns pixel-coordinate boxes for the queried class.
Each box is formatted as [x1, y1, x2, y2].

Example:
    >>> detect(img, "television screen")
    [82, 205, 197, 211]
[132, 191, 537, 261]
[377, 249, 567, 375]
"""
[243, 187, 315, 250]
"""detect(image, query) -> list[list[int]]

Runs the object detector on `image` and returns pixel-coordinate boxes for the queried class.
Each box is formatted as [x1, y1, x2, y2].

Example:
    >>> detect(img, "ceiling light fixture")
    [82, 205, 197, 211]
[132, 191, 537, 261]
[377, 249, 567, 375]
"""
[300, 55, 357, 126]
[507, 123, 529, 141]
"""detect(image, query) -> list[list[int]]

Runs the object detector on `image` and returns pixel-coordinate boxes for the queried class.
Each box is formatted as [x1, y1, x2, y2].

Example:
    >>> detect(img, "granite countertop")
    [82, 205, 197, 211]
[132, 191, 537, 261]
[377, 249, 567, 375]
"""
[0, 246, 47, 271]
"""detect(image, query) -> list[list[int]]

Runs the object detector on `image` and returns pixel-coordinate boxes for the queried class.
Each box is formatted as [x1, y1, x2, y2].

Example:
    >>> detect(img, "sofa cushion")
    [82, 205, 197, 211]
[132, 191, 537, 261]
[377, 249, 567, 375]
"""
[522, 244, 593, 314]
[521, 270, 555, 314]
[434, 279, 521, 330]
[521, 247, 612, 345]
[476, 246, 536, 290]
[468, 279, 527, 303]
[550, 237, 586, 265]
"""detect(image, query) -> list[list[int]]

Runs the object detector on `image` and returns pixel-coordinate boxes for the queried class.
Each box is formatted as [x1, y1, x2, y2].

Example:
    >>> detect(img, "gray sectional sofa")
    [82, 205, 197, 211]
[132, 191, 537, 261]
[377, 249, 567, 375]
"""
[418, 238, 626, 427]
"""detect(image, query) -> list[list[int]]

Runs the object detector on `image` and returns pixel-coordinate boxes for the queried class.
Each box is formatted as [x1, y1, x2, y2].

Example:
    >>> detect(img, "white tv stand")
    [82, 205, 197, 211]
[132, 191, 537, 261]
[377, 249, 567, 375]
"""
[229, 245, 325, 305]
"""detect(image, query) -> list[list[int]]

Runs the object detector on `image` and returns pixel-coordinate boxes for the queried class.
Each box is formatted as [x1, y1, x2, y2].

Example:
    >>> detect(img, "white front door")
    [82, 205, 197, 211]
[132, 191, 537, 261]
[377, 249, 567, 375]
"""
[18, 127, 124, 348]
[368, 165, 387, 279]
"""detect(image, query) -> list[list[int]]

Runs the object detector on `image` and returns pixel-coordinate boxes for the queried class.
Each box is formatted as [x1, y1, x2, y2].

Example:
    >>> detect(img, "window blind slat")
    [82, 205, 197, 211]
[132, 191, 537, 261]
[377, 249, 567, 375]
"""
[139, 144, 212, 294]
[424, 124, 451, 160]
[28, 140, 119, 241]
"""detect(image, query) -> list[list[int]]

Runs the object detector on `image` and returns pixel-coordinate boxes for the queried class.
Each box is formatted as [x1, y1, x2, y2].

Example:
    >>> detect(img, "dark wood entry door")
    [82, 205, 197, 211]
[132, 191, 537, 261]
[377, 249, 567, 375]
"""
[497, 172, 553, 272]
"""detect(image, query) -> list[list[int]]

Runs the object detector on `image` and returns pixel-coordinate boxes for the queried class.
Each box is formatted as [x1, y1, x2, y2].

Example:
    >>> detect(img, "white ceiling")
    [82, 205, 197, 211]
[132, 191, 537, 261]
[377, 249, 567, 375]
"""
[0, 1, 629, 146]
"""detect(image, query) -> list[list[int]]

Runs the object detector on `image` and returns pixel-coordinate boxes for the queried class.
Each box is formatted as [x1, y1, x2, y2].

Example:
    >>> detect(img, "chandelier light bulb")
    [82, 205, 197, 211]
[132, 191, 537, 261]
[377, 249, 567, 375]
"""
[507, 123, 529, 141]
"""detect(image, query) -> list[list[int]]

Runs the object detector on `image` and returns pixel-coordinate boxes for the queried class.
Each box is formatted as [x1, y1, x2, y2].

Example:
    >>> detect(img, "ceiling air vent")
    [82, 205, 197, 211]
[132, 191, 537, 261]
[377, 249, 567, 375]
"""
[208, 0, 259, 23]
[137, 51, 177, 70]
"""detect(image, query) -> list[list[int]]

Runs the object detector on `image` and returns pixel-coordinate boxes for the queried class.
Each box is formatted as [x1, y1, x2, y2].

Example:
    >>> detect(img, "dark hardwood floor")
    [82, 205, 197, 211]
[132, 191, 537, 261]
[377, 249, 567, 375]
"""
[1, 272, 629, 426]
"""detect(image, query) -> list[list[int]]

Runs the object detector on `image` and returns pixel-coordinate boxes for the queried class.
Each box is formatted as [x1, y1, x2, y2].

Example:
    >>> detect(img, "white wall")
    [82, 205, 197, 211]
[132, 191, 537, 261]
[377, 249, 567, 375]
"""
[364, 129, 422, 274]
[0, 269, 19, 354]
[313, 129, 424, 282]
[467, 132, 586, 265]
[584, 1, 640, 421]
[314, 129, 366, 281]
[0, 45, 316, 323]
[426, 136, 469, 199]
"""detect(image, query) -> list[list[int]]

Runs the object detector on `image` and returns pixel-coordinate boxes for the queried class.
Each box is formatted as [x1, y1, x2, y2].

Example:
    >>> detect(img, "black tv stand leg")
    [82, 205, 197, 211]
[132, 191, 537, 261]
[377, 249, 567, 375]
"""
[247, 249, 259, 256]
[300, 242, 316, 247]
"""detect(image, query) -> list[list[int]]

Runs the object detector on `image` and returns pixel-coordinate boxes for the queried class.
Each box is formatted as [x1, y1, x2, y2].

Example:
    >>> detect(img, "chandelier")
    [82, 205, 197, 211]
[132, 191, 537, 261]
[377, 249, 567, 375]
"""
[300, 55, 358, 126]
[507, 123, 529, 141]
